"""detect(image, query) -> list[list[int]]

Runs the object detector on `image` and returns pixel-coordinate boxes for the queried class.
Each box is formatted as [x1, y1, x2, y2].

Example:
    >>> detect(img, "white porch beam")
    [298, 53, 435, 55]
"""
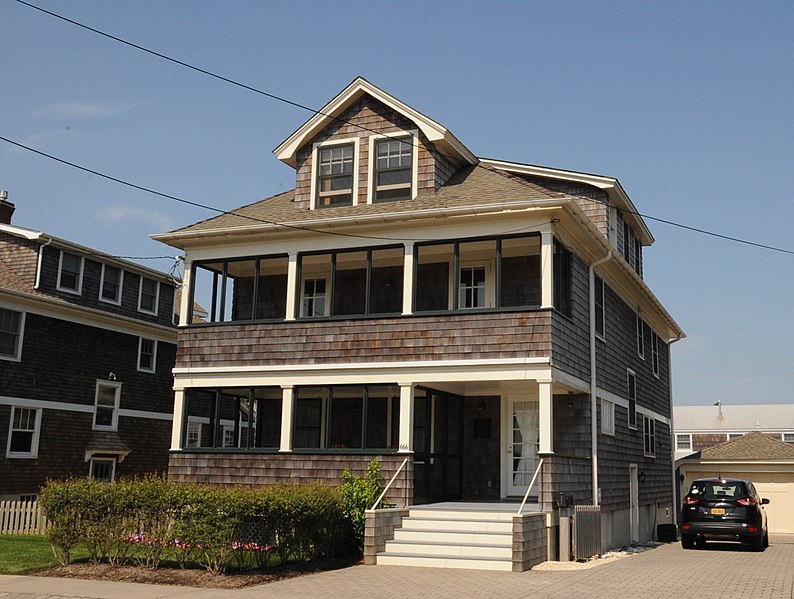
[279, 386, 295, 452]
[538, 380, 554, 454]
[170, 389, 186, 450]
[285, 253, 298, 321]
[402, 242, 414, 315]
[177, 263, 192, 327]
[398, 383, 415, 453]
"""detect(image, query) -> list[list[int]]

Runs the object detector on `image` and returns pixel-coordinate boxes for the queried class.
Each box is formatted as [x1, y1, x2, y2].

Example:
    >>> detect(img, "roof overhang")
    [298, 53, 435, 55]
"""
[274, 77, 478, 169]
[479, 158, 654, 246]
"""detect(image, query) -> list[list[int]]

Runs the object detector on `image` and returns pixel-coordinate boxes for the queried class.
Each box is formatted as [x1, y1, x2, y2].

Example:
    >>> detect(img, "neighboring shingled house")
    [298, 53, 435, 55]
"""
[153, 77, 684, 565]
[677, 431, 794, 534]
[0, 193, 178, 500]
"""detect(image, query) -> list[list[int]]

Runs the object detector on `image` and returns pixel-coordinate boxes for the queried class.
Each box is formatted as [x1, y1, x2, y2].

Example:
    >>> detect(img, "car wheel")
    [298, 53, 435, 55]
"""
[681, 534, 695, 549]
[748, 536, 765, 552]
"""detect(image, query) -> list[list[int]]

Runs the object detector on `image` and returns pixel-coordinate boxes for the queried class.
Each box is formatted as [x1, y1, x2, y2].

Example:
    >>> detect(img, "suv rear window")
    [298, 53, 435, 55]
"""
[689, 480, 747, 499]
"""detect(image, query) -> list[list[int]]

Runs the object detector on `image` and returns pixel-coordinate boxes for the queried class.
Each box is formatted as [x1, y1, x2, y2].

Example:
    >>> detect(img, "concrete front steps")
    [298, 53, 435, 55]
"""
[377, 503, 527, 571]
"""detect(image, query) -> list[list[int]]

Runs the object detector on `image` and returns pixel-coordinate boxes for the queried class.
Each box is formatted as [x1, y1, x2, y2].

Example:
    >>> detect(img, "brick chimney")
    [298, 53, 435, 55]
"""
[0, 190, 15, 225]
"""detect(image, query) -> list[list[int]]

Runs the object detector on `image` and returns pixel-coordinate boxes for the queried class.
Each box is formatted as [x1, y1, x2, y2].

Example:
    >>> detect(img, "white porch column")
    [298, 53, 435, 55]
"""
[285, 253, 298, 321]
[402, 242, 414, 315]
[538, 380, 554, 454]
[398, 383, 415, 453]
[279, 386, 295, 452]
[170, 389, 186, 450]
[540, 230, 554, 309]
[178, 261, 192, 327]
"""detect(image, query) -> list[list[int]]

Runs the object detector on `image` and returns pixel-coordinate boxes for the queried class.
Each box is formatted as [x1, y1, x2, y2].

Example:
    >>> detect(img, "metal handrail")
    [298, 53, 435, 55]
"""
[370, 457, 409, 510]
[516, 458, 544, 515]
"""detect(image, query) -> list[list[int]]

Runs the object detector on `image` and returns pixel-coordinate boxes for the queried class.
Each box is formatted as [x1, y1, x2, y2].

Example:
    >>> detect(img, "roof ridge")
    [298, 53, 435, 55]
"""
[474, 162, 565, 199]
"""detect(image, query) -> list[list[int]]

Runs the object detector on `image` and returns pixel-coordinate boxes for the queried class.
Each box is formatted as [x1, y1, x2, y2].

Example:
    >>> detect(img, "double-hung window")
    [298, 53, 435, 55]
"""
[643, 416, 656, 457]
[676, 434, 692, 451]
[627, 369, 637, 429]
[139, 277, 159, 315]
[652, 333, 660, 377]
[316, 144, 355, 207]
[0, 307, 24, 361]
[594, 275, 605, 339]
[373, 137, 413, 202]
[57, 251, 83, 294]
[459, 266, 486, 309]
[302, 278, 327, 317]
[100, 265, 123, 304]
[636, 314, 645, 359]
[94, 381, 121, 431]
[6, 406, 42, 458]
[138, 337, 157, 373]
[601, 399, 615, 436]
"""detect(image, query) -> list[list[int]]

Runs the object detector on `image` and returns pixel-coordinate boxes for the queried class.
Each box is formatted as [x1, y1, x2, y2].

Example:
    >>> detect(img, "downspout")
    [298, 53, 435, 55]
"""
[34, 236, 53, 289]
[589, 250, 612, 506]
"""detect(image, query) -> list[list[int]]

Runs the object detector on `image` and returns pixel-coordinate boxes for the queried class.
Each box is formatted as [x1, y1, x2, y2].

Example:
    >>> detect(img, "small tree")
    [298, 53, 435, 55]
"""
[340, 460, 385, 554]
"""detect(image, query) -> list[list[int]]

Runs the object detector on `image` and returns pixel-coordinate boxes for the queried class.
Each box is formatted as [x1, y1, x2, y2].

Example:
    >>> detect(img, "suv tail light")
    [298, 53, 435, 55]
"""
[683, 495, 700, 505]
[736, 497, 757, 506]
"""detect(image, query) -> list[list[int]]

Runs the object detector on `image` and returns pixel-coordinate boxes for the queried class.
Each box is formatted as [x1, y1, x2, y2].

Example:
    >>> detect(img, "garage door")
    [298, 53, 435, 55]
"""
[752, 474, 794, 534]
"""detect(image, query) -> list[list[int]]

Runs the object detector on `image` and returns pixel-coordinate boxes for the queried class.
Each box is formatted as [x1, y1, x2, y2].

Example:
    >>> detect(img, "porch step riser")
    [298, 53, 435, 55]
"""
[384, 541, 512, 559]
[377, 554, 513, 571]
[392, 529, 512, 545]
[401, 519, 513, 533]
[408, 509, 519, 522]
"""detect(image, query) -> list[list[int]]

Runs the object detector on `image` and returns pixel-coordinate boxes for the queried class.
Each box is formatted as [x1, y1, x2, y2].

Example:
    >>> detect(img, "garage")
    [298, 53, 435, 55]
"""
[677, 432, 794, 534]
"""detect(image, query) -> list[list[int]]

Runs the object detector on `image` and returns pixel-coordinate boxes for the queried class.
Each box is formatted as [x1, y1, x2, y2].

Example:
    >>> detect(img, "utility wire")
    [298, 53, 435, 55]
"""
[11, 0, 794, 256]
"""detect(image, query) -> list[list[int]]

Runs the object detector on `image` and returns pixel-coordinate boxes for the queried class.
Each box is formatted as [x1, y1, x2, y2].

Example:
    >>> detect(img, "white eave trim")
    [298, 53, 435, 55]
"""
[273, 77, 477, 168]
[479, 158, 654, 245]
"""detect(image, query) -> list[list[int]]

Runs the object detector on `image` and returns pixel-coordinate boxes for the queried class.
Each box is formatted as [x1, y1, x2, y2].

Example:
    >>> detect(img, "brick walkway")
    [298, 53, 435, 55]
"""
[2, 535, 793, 599]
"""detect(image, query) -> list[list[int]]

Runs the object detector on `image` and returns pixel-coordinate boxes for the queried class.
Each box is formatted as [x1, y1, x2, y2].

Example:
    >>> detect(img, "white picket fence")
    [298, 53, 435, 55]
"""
[0, 500, 48, 535]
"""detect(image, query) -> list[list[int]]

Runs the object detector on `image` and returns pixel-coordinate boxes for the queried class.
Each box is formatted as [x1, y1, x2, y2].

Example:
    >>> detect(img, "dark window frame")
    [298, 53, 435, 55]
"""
[594, 275, 605, 339]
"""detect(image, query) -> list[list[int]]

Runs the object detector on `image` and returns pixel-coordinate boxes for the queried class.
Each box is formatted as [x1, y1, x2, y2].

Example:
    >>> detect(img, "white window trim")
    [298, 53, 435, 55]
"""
[93, 380, 122, 431]
[56, 250, 84, 295]
[651, 332, 660, 378]
[728, 432, 745, 441]
[89, 457, 116, 482]
[594, 275, 606, 341]
[636, 314, 645, 360]
[643, 416, 656, 457]
[367, 130, 419, 205]
[300, 274, 329, 317]
[627, 368, 637, 430]
[186, 421, 202, 448]
[458, 259, 495, 309]
[137, 337, 157, 373]
[138, 277, 160, 316]
[309, 137, 361, 210]
[601, 398, 615, 436]
[783, 432, 794, 444]
[5, 406, 42, 458]
[99, 264, 124, 306]
[676, 433, 692, 451]
[0, 307, 25, 362]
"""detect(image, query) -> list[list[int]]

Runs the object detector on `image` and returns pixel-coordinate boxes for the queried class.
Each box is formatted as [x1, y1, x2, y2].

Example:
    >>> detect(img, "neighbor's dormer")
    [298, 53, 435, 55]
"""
[274, 78, 477, 210]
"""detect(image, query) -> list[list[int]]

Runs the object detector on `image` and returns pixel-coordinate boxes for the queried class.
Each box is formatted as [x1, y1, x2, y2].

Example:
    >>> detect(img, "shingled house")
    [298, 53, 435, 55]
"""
[153, 78, 684, 566]
[0, 194, 178, 500]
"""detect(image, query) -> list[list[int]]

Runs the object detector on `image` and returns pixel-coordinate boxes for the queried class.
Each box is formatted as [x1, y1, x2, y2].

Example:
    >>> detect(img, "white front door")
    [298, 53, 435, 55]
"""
[505, 398, 540, 497]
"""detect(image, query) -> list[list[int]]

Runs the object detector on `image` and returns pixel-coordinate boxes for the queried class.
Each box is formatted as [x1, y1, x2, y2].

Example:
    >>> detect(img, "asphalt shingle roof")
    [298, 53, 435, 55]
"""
[166, 164, 566, 235]
[697, 431, 794, 462]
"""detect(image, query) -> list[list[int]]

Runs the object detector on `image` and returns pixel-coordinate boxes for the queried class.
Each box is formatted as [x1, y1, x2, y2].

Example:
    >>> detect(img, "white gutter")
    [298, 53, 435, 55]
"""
[589, 249, 612, 506]
[34, 236, 53, 290]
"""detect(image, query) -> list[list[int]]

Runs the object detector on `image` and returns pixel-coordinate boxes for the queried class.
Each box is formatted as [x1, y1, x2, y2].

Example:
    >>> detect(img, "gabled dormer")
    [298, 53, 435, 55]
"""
[273, 77, 478, 210]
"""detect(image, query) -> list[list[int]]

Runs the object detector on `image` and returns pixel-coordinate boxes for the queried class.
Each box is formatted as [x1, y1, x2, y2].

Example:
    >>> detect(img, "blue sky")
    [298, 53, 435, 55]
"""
[2, 1, 792, 407]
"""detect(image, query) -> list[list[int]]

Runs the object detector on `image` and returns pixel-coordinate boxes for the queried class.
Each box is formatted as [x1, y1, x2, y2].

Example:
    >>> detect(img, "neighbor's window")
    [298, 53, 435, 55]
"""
[93, 381, 121, 431]
[316, 143, 354, 207]
[637, 314, 645, 359]
[90, 458, 115, 482]
[652, 333, 660, 377]
[627, 369, 637, 429]
[373, 137, 413, 202]
[6, 406, 42, 458]
[0, 307, 24, 361]
[57, 251, 83, 294]
[139, 277, 159, 315]
[783, 432, 794, 444]
[186, 421, 202, 448]
[553, 240, 572, 317]
[643, 416, 656, 457]
[137, 337, 157, 373]
[601, 399, 615, 435]
[728, 432, 745, 441]
[100, 265, 123, 304]
[594, 275, 605, 339]
[676, 434, 692, 451]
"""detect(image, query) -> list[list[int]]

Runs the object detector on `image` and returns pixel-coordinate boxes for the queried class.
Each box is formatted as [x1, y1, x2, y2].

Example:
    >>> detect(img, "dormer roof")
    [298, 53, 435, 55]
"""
[274, 77, 478, 169]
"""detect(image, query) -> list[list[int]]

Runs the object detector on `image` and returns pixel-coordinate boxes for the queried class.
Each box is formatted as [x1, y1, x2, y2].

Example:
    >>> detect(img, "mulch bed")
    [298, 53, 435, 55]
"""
[33, 558, 359, 589]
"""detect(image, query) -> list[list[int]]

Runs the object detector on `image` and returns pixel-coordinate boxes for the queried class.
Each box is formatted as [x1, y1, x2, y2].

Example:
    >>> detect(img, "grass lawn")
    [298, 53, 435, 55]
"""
[0, 535, 88, 575]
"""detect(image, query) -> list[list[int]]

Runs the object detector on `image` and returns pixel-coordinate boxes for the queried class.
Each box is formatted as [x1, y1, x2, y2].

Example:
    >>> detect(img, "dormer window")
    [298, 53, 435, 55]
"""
[374, 137, 413, 202]
[316, 143, 354, 207]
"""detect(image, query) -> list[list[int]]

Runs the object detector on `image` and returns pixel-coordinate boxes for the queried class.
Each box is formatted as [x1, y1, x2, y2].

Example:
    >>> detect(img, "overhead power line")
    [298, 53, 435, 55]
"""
[11, 0, 794, 256]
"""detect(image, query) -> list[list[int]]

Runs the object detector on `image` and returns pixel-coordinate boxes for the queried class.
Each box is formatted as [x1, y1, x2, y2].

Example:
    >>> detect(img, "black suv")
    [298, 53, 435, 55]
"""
[680, 477, 769, 550]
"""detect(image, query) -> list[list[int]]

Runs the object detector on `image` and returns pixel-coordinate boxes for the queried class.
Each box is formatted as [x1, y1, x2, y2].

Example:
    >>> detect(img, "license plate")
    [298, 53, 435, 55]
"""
[711, 508, 725, 515]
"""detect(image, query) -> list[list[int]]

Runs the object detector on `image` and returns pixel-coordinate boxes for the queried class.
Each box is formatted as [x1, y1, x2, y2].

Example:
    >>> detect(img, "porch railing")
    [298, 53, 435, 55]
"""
[516, 458, 544, 515]
[371, 457, 409, 510]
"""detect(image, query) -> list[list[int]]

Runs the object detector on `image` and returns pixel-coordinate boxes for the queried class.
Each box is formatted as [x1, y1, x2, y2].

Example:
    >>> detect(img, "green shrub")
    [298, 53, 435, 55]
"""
[340, 459, 385, 554]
